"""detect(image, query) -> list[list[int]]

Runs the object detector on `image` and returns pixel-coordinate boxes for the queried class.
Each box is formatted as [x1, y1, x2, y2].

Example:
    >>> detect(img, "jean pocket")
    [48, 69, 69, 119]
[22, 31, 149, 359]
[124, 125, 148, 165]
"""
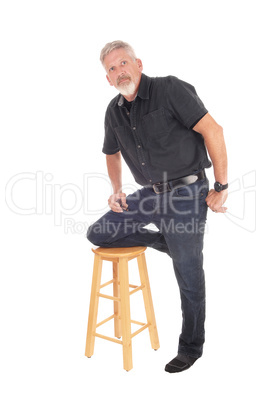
[176, 180, 209, 199]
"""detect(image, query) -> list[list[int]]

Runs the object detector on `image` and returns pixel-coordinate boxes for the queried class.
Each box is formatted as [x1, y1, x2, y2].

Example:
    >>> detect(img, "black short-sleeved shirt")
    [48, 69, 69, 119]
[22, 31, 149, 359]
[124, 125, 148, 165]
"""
[102, 73, 212, 186]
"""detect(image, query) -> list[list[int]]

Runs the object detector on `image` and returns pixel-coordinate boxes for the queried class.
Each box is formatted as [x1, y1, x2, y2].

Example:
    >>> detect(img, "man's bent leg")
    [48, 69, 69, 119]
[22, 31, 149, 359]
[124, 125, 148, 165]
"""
[87, 187, 170, 255]
[87, 211, 168, 251]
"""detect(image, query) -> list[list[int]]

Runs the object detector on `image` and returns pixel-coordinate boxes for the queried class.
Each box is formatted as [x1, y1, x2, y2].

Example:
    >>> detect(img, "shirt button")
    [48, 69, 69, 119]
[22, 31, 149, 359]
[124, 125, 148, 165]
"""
[126, 112, 130, 115]
[142, 162, 145, 166]
[133, 126, 136, 130]
[137, 145, 141, 148]
[149, 179, 152, 182]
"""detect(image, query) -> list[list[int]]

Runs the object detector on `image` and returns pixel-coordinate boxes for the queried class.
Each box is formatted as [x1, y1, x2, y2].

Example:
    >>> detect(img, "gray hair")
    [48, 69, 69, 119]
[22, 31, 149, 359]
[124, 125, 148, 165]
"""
[100, 40, 137, 67]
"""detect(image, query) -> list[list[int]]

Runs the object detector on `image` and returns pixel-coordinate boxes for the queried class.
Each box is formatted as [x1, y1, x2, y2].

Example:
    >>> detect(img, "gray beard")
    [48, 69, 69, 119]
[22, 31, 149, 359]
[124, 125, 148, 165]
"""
[117, 80, 136, 97]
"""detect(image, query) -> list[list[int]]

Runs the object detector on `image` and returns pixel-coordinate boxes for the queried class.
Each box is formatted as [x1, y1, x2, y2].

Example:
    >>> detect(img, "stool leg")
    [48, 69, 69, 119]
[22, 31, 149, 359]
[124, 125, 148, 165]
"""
[85, 255, 103, 357]
[113, 261, 122, 338]
[137, 253, 160, 350]
[119, 257, 133, 371]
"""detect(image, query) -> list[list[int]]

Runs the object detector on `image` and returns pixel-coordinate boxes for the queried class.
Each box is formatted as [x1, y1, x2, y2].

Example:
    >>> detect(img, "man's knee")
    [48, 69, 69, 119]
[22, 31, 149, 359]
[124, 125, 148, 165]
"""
[86, 223, 102, 245]
[87, 220, 112, 246]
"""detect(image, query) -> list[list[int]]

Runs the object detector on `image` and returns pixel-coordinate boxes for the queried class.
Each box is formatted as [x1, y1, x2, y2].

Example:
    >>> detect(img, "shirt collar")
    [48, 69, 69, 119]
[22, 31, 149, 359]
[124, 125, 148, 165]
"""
[112, 74, 150, 107]
[137, 73, 150, 100]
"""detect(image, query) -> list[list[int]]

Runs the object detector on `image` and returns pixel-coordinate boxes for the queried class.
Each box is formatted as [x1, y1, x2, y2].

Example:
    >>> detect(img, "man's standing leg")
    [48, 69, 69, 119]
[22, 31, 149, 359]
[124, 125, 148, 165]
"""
[152, 179, 209, 373]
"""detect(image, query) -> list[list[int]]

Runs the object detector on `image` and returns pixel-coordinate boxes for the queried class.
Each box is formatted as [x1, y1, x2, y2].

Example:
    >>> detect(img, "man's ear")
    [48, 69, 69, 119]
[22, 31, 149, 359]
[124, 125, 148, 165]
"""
[136, 58, 143, 72]
[106, 75, 114, 86]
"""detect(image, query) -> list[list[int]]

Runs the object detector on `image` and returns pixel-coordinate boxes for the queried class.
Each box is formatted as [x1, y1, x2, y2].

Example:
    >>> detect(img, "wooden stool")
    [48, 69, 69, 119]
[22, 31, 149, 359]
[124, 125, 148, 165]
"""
[85, 246, 160, 371]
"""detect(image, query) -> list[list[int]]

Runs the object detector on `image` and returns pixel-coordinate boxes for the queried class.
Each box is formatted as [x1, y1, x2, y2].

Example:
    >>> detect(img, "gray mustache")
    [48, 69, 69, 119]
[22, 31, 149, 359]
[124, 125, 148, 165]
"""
[117, 75, 131, 85]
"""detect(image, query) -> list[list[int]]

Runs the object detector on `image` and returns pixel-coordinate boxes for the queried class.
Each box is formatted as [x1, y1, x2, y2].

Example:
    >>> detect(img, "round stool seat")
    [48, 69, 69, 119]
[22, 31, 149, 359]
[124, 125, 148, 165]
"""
[92, 246, 147, 258]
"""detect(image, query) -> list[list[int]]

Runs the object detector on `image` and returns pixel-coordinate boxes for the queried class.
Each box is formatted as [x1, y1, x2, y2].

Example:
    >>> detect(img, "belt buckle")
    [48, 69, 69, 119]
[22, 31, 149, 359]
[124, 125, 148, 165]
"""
[152, 183, 161, 194]
[153, 182, 171, 194]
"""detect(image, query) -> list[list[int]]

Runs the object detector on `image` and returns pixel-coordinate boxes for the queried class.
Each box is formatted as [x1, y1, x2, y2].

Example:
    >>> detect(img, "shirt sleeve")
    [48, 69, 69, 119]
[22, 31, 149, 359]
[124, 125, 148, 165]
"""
[165, 76, 208, 129]
[102, 109, 120, 155]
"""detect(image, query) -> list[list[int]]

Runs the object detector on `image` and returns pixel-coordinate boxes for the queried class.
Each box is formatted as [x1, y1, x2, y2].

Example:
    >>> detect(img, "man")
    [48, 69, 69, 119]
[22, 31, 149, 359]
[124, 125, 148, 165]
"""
[87, 40, 228, 373]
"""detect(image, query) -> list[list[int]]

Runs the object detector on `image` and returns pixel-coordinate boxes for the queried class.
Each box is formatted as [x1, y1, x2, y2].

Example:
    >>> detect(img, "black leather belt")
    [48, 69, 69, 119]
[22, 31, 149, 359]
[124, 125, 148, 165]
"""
[152, 170, 206, 194]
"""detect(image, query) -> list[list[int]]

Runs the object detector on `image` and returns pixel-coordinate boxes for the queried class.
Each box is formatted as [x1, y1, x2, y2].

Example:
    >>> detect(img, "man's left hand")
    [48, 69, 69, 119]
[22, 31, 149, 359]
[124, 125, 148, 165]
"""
[205, 189, 228, 213]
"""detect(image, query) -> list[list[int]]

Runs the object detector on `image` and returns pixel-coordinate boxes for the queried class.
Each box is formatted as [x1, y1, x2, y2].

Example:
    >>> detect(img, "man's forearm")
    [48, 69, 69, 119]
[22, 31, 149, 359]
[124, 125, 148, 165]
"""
[106, 152, 128, 212]
[193, 113, 227, 184]
[193, 113, 228, 213]
[204, 125, 228, 184]
[106, 152, 122, 193]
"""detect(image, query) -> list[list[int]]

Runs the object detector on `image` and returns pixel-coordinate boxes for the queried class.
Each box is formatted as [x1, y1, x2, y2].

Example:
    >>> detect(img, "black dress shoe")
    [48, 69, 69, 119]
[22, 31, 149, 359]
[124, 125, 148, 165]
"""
[165, 354, 198, 373]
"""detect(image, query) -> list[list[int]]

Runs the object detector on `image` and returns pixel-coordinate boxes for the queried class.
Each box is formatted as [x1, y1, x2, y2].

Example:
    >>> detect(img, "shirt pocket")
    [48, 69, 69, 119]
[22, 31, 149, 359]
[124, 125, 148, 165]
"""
[141, 108, 169, 144]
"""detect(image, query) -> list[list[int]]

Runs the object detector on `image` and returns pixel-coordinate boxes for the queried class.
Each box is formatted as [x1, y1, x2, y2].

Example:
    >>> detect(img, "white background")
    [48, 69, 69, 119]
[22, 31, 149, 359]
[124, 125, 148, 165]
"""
[1, 0, 260, 401]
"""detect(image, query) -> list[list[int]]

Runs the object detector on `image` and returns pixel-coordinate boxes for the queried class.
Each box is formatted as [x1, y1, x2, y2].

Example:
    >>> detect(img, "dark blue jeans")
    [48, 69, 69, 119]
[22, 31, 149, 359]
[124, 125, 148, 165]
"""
[87, 178, 209, 358]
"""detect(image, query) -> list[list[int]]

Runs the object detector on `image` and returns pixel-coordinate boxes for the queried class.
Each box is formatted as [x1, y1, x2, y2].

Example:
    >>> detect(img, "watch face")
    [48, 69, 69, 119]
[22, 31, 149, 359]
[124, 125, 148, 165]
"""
[214, 182, 222, 192]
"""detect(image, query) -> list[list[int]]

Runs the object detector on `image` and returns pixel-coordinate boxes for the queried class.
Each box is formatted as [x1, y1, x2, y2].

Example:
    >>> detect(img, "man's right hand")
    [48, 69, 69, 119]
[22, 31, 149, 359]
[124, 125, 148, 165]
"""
[108, 193, 128, 213]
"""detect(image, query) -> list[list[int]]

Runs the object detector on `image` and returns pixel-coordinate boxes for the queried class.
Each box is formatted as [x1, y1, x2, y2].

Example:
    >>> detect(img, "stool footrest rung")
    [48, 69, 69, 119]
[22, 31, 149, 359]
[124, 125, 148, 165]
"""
[96, 314, 115, 328]
[97, 292, 120, 301]
[94, 332, 123, 345]
[129, 284, 145, 296]
[100, 279, 115, 289]
[131, 323, 150, 338]
[130, 319, 146, 326]
[97, 283, 144, 300]
[95, 314, 150, 343]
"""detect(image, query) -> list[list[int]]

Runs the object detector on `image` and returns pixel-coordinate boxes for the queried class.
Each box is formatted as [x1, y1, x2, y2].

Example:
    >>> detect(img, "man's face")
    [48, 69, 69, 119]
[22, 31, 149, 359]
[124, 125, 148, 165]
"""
[104, 48, 143, 99]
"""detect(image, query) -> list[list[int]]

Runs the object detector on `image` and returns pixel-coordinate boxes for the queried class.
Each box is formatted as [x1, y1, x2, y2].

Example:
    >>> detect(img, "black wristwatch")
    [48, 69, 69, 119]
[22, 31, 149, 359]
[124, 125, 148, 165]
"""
[214, 181, 228, 192]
